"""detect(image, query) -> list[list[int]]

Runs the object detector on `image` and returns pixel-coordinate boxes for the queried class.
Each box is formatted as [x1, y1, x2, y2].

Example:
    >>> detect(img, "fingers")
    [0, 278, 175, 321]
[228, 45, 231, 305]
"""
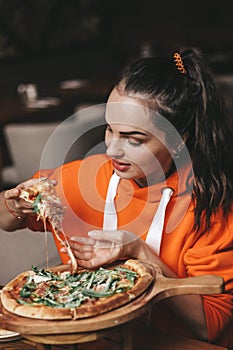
[67, 258, 100, 270]
[88, 230, 119, 241]
[4, 188, 21, 200]
[73, 251, 94, 261]
[16, 177, 49, 190]
[4, 178, 55, 214]
[61, 245, 95, 264]
[94, 240, 117, 248]
[61, 237, 95, 256]
[70, 236, 96, 246]
[4, 189, 34, 216]
[61, 230, 137, 270]
[87, 230, 122, 248]
[66, 253, 119, 269]
[61, 236, 118, 268]
[4, 177, 56, 202]
[88, 230, 139, 246]
[70, 234, 119, 249]
[69, 243, 94, 254]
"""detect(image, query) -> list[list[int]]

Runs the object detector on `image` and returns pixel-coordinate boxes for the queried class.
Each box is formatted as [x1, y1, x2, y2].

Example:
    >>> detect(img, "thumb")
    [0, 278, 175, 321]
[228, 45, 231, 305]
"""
[4, 188, 21, 200]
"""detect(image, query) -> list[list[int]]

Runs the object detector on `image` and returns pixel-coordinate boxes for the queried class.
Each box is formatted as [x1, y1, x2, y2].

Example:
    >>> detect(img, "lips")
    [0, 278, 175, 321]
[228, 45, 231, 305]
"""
[112, 159, 131, 172]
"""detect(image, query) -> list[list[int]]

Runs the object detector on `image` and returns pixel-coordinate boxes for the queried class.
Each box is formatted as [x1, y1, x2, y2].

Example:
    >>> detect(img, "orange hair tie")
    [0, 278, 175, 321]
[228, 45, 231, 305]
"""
[173, 52, 187, 74]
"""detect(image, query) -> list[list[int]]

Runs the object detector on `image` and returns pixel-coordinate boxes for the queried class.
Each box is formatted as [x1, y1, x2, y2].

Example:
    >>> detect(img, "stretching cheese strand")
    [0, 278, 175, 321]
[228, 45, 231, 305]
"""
[20, 179, 78, 273]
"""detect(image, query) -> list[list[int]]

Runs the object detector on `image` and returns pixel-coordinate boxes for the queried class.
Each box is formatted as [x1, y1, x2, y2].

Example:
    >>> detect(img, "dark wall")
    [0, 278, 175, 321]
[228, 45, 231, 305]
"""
[0, 0, 232, 73]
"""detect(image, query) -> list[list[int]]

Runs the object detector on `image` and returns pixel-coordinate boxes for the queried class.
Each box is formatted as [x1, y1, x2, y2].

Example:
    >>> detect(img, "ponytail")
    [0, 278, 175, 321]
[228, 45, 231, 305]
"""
[117, 48, 233, 232]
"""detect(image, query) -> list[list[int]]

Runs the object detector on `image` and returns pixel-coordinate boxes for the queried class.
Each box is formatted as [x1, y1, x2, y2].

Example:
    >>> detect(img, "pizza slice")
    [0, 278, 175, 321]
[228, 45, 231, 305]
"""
[19, 178, 64, 231]
[19, 178, 77, 273]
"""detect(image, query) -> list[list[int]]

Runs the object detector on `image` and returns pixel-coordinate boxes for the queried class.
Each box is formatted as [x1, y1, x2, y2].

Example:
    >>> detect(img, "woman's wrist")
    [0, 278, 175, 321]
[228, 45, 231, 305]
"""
[124, 236, 147, 260]
[125, 238, 176, 277]
[133, 239, 151, 260]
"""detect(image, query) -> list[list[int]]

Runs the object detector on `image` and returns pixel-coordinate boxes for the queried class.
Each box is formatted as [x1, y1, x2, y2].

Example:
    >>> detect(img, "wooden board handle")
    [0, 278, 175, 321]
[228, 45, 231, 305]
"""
[151, 264, 224, 302]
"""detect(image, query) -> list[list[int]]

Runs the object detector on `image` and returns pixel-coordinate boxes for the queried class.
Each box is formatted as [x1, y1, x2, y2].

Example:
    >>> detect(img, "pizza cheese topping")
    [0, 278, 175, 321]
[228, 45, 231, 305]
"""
[19, 179, 77, 273]
[20, 179, 65, 231]
[13, 265, 138, 309]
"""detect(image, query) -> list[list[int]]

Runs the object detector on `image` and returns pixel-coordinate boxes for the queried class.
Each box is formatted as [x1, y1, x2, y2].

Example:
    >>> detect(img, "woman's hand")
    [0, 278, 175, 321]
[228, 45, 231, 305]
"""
[4, 178, 45, 215]
[0, 177, 55, 230]
[68, 230, 177, 278]
[67, 230, 140, 269]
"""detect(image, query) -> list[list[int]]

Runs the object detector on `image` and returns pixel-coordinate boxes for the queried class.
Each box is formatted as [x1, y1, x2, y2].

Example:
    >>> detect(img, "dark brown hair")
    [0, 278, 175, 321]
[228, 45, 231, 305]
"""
[115, 48, 233, 232]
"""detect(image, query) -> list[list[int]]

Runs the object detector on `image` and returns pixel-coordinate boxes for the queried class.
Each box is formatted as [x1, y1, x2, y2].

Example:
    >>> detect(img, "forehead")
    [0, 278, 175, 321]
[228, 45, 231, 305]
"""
[106, 88, 156, 132]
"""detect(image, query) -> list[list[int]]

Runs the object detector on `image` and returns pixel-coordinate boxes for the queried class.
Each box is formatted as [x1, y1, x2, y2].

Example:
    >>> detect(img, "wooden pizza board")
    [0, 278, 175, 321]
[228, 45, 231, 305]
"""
[0, 263, 224, 336]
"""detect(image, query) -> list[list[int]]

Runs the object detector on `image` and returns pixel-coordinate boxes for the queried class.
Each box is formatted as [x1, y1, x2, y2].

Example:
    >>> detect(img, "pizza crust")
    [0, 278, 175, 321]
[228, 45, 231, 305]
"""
[1, 260, 154, 320]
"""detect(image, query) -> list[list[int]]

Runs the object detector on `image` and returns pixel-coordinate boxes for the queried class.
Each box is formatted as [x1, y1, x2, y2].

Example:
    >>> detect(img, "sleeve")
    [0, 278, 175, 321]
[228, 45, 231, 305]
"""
[184, 214, 233, 341]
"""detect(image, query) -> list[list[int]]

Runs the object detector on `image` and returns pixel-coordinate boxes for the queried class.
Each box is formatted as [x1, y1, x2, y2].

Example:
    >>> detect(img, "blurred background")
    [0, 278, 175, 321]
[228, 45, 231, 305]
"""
[0, 0, 232, 284]
[0, 0, 232, 189]
[0, 0, 233, 187]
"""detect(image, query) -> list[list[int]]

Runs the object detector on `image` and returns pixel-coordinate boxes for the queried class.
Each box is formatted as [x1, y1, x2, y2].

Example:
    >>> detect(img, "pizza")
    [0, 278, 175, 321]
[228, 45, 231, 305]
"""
[19, 178, 77, 273]
[19, 178, 65, 232]
[1, 260, 154, 320]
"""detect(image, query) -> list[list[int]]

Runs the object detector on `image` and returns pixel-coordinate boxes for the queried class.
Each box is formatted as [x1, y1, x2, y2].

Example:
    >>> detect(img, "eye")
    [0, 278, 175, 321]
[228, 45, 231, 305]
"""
[127, 137, 143, 147]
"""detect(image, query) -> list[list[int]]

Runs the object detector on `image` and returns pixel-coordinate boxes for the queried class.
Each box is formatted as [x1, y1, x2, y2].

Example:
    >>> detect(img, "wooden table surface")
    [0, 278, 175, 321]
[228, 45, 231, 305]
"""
[0, 323, 228, 350]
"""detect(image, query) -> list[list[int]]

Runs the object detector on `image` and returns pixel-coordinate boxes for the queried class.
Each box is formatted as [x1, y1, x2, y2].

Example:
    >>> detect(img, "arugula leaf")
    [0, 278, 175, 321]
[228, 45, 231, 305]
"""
[33, 193, 42, 213]
[17, 265, 139, 308]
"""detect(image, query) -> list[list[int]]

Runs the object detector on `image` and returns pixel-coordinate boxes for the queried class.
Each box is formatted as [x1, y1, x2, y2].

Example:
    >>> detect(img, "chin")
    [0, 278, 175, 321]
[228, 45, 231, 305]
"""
[114, 170, 134, 180]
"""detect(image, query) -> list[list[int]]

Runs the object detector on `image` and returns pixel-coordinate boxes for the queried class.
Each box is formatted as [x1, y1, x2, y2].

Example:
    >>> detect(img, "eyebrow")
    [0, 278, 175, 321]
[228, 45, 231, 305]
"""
[119, 131, 147, 136]
[106, 124, 147, 136]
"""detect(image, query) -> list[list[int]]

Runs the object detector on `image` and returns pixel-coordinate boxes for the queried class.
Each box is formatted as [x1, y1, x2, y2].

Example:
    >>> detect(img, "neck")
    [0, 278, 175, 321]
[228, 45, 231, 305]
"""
[134, 178, 148, 188]
[134, 165, 175, 188]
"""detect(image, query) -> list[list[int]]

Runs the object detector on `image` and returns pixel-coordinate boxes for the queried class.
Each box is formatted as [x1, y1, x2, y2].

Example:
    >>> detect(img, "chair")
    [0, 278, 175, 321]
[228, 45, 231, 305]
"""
[1, 104, 106, 187]
[42, 103, 106, 167]
[0, 227, 61, 286]
[1, 122, 60, 185]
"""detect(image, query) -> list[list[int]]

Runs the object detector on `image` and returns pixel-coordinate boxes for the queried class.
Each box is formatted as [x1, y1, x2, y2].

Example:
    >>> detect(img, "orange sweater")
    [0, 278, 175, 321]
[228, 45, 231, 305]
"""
[29, 154, 233, 342]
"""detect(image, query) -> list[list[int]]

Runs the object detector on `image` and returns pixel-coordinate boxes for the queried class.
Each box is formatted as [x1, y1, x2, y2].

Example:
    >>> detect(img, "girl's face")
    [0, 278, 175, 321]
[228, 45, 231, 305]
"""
[105, 88, 173, 186]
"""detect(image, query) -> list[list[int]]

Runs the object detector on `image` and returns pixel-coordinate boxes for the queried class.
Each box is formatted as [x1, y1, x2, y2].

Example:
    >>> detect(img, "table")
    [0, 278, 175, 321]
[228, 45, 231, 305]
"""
[0, 78, 112, 169]
[0, 264, 224, 350]
[0, 327, 228, 350]
[0, 80, 111, 124]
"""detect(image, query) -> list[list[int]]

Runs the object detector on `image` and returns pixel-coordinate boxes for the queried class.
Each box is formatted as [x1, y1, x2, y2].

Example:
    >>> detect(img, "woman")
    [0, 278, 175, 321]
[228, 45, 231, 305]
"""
[1, 48, 233, 344]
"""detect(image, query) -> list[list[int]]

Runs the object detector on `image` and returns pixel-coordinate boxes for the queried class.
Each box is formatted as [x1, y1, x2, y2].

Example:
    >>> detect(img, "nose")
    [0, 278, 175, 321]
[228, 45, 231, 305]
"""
[106, 138, 125, 158]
